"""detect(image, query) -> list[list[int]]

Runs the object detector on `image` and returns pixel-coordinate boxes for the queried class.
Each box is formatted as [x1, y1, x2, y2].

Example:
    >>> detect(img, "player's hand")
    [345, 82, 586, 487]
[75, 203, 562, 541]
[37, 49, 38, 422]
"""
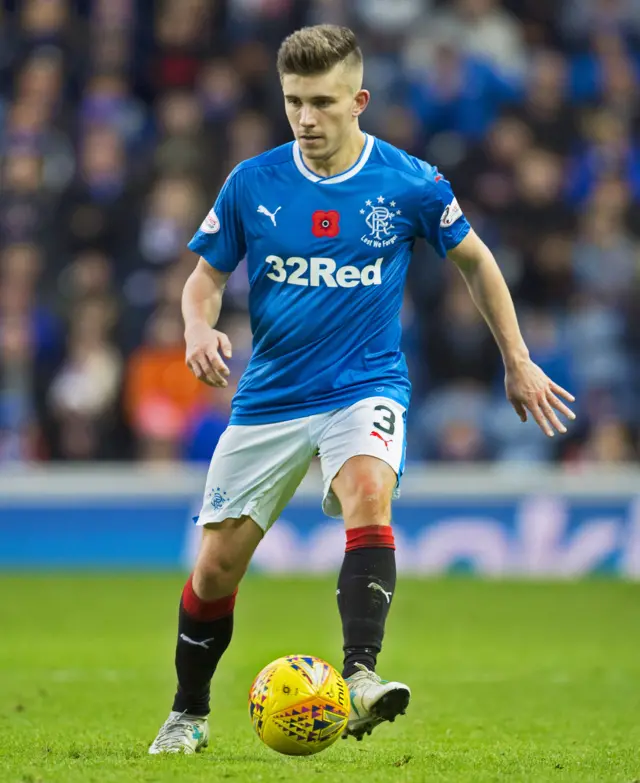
[505, 358, 576, 437]
[185, 323, 232, 388]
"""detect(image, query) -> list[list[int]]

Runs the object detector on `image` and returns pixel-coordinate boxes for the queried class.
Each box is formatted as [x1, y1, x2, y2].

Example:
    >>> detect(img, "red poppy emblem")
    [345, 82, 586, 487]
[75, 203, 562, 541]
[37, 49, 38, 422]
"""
[312, 210, 340, 238]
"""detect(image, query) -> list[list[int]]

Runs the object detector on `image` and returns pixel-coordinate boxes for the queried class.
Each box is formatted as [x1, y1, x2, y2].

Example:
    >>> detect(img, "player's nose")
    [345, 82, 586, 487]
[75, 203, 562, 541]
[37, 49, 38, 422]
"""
[299, 106, 316, 127]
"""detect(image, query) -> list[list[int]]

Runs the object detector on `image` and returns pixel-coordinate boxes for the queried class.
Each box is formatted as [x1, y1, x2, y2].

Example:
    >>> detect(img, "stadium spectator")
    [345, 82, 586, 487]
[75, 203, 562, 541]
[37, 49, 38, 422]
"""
[123, 305, 209, 461]
[406, 0, 527, 78]
[46, 297, 121, 460]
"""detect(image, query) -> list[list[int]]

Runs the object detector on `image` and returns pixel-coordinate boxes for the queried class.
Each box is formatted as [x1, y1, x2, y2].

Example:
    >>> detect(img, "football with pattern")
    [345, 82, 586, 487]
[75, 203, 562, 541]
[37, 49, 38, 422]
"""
[248, 655, 350, 756]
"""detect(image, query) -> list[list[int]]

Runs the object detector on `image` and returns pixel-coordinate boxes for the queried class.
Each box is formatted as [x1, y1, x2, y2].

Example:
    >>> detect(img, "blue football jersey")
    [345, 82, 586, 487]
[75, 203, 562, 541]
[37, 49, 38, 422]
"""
[188, 134, 471, 425]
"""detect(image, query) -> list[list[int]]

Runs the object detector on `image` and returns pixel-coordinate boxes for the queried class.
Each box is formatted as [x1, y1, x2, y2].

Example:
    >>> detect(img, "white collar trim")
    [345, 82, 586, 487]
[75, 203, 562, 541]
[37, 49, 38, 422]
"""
[292, 133, 374, 185]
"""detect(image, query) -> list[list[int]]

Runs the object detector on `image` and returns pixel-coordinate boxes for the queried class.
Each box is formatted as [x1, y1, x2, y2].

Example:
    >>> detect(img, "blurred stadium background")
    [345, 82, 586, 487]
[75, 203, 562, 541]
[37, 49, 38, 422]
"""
[1, 0, 640, 576]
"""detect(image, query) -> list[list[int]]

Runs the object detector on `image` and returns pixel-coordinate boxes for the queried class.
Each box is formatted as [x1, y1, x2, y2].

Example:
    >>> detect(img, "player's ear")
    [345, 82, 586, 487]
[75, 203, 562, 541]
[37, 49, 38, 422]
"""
[352, 89, 370, 118]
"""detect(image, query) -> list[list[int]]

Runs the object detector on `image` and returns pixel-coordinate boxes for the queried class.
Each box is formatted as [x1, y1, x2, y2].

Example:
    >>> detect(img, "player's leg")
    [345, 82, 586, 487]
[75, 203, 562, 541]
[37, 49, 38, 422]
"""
[175, 518, 263, 706]
[316, 398, 410, 740]
[150, 418, 315, 754]
[332, 455, 398, 678]
[149, 516, 262, 755]
[333, 455, 410, 739]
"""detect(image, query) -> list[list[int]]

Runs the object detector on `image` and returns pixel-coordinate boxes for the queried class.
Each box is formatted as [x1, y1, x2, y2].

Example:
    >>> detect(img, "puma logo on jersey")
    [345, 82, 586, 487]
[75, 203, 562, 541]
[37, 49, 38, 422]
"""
[368, 582, 393, 603]
[370, 430, 393, 450]
[257, 205, 281, 226]
[265, 256, 383, 288]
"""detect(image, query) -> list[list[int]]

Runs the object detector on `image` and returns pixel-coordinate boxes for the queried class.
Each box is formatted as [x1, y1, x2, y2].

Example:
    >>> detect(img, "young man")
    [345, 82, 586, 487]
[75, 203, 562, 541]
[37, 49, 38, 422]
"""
[149, 25, 575, 754]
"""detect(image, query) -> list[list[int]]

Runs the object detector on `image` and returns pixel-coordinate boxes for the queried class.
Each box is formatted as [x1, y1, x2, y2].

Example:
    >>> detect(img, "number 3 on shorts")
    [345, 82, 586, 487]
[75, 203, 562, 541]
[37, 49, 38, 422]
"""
[373, 404, 396, 436]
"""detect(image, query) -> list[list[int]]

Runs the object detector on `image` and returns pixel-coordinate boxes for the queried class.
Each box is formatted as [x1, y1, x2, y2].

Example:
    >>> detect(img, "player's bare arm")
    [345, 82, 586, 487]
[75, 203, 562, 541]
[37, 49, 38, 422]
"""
[182, 257, 232, 388]
[447, 229, 576, 437]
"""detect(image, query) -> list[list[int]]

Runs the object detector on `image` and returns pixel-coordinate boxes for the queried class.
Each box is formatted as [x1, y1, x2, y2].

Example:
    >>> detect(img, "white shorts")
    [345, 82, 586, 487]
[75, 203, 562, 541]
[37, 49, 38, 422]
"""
[195, 397, 407, 532]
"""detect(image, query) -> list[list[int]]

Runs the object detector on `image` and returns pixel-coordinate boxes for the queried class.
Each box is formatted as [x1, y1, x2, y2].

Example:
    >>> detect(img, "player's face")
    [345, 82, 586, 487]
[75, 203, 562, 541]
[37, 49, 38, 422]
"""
[282, 66, 366, 160]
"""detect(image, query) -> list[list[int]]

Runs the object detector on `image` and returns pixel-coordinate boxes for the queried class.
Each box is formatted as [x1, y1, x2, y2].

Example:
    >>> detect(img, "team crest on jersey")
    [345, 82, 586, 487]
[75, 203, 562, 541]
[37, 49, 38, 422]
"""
[360, 196, 401, 249]
[200, 207, 220, 234]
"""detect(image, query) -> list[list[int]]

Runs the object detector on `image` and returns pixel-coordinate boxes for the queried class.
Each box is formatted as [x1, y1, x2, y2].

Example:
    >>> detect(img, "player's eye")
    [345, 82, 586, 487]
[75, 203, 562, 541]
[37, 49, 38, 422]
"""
[313, 99, 332, 108]
[286, 97, 302, 107]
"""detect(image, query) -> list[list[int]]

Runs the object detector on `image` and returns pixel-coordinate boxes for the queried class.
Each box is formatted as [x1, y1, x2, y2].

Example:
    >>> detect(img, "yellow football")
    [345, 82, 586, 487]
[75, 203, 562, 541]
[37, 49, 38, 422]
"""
[248, 654, 350, 756]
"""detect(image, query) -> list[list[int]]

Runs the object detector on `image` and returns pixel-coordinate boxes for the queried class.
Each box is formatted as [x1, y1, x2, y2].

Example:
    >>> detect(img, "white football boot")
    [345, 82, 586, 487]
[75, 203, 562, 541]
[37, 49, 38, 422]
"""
[343, 664, 411, 741]
[148, 711, 209, 754]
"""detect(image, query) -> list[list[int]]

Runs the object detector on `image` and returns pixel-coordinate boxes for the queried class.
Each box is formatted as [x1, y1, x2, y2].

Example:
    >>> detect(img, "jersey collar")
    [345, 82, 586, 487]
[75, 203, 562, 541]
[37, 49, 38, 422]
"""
[292, 133, 374, 185]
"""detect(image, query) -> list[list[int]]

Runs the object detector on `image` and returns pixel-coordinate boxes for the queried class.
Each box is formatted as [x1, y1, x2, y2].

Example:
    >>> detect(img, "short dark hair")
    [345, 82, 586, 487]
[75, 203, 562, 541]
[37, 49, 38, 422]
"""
[277, 25, 362, 77]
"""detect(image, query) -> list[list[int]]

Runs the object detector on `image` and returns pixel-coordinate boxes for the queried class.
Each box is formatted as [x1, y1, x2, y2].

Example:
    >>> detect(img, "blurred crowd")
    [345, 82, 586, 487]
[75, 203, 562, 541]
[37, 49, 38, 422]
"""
[1, 0, 639, 465]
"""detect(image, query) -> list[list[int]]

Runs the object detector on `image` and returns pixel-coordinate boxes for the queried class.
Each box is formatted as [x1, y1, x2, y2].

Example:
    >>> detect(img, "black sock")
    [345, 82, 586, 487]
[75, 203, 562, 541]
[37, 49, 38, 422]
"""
[172, 578, 236, 716]
[337, 528, 396, 679]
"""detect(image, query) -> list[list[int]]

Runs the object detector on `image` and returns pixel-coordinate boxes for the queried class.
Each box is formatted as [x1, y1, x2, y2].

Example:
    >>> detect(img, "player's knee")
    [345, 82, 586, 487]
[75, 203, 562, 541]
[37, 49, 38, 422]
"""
[193, 517, 262, 599]
[194, 552, 243, 597]
[343, 476, 391, 524]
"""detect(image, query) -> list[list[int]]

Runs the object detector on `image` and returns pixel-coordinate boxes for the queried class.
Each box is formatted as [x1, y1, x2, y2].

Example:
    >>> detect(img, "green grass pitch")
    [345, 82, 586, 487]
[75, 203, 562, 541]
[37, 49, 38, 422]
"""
[1, 575, 639, 782]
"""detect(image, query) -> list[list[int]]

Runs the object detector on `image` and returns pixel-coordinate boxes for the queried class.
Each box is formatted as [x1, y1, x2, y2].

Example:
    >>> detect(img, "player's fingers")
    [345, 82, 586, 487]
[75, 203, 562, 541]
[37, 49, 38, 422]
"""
[187, 358, 209, 384]
[190, 357, 226, 387]
[188, 357, 214, 386]
[191, 347, 229, 382]
[527, 400, 554, 437]
[511, 399, 528, 423]
[549, 381, 575, 403]
[196, 348, 224, 378]
[548, 392, 576, 421]
[187, 352, 215, 384]
[217, 332, 233, 359]
[207, 350, 230, 378]
[540, 396, 566, 434]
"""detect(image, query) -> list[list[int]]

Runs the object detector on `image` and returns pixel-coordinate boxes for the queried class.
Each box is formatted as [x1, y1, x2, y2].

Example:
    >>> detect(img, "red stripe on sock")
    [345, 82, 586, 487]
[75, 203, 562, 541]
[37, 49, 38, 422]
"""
[182, 575, 237, 621]
[345, 525, 395, 552]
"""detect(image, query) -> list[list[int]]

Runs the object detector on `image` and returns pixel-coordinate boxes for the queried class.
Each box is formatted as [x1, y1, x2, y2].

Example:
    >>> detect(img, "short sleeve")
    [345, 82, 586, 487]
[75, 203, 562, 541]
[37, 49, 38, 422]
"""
[416, 171, 471, 258]
[188, 169, 246, 272]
